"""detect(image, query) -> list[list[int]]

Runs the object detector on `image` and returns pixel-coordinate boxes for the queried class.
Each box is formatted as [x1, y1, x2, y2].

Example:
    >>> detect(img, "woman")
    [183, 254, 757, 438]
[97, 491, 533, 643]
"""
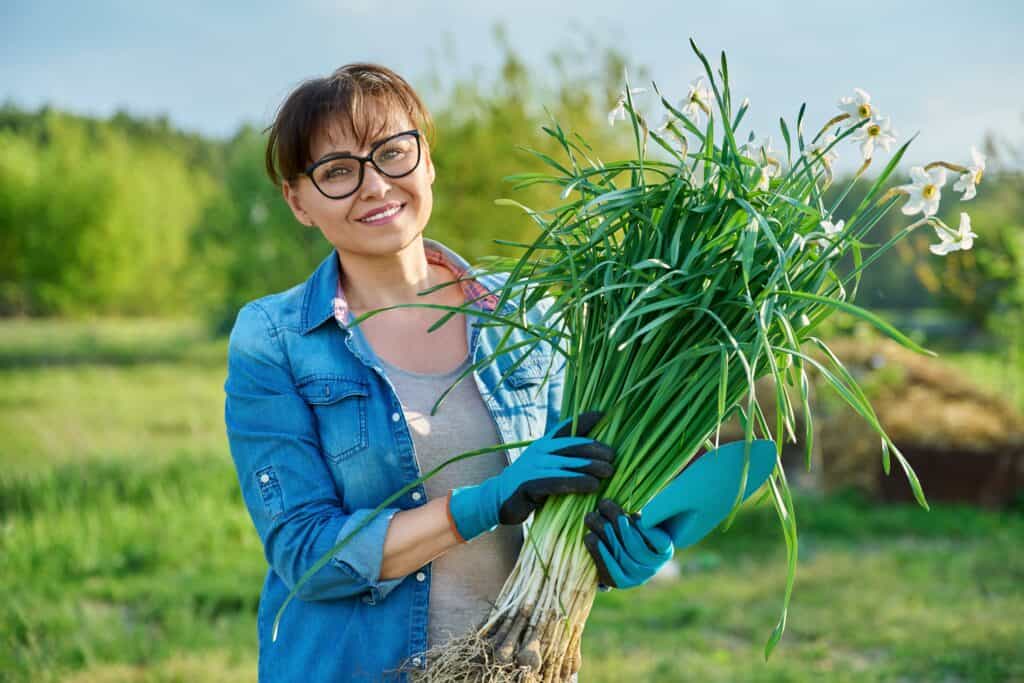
[224, 63, 672, 682]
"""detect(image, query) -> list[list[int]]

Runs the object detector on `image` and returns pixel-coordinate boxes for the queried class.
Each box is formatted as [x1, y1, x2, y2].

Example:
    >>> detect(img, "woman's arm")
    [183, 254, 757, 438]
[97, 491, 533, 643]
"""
[380, 292, 575, 577]
[378, 493, 464, 579]
[379, 294, 584, 580]
[225, 302, 407, 603]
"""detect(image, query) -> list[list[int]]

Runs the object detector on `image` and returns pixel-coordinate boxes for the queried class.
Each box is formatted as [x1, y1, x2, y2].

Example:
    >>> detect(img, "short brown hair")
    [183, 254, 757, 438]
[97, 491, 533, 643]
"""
[263, 63, 435, 188]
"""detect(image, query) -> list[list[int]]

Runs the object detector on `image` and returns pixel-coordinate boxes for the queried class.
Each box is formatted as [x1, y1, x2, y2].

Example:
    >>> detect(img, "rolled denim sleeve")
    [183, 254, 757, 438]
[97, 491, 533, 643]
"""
[535, 295, 568, 432]
[544, 349, 566, 433]
[224, 302, 405, 603]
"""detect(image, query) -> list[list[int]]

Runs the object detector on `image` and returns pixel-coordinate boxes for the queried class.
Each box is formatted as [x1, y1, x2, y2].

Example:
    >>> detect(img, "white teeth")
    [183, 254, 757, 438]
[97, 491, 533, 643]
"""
[360, 204, 402, 222]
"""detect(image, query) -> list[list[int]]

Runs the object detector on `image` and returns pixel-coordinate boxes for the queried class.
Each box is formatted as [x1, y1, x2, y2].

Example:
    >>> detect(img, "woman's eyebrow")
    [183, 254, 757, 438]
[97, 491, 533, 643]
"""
[317, 133, 395, 160]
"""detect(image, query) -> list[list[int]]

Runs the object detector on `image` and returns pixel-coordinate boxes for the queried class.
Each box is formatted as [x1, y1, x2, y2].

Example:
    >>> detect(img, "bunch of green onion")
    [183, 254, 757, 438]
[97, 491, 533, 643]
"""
[278, 40, 966, 682]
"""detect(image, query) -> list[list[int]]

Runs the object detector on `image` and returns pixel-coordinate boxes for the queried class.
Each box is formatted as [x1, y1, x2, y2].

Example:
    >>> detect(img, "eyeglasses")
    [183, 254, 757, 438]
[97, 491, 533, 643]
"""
[302, 129, 422, 200]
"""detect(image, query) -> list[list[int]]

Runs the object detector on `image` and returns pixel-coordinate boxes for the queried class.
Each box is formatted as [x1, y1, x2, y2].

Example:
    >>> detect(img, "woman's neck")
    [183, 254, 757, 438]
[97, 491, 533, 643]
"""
[336, 236, 452, 312]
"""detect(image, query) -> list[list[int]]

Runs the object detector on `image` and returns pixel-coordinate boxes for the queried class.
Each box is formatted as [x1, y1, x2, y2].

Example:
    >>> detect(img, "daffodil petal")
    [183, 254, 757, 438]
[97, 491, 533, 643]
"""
[901, 197, 925, 215]
[860, 138, 873, 160]
[910, 166, 929, 185]
[971, 146, 985, 168]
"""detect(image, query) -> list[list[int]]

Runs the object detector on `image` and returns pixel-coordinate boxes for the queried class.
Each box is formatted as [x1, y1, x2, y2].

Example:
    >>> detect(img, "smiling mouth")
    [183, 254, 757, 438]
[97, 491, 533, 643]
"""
[358, 203, 406, 223]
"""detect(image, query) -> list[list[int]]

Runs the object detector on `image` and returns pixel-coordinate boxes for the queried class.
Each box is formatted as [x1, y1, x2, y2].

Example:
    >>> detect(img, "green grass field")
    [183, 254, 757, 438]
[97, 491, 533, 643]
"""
[2, 319, 1022, 682]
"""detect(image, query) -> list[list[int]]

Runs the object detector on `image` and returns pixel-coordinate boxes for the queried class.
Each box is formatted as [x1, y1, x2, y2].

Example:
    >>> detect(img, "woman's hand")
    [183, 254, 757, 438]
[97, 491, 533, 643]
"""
[583, 498, 675, 590]
[582, 439, 780, 590]
[448, 411, 615, 542]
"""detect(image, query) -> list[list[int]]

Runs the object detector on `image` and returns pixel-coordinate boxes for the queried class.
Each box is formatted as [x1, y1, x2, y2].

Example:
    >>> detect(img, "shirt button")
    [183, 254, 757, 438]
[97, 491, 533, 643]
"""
[391, 412, 400, 422]
[411, 491, 422, 501]
[415, 571, 426, 582]
[259, 474, 270, 484]
[411, 657, 422, 667]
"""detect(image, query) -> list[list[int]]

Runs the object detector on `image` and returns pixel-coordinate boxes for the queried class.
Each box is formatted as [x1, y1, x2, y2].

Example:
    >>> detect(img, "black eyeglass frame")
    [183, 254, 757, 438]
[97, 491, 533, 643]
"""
[300, 129, 422, 200]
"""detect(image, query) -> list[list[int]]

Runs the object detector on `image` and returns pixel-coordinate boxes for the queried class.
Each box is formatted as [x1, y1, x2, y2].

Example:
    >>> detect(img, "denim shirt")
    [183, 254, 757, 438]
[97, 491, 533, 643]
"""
[224, 238, 565, 682]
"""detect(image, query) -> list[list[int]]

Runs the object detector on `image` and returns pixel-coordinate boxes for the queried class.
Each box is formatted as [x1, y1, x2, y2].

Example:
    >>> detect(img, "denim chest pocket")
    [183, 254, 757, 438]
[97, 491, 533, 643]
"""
[500, 349, 551, 392]
[499, 359, 551, 438]
[296, 375, 370, 463]
[505, 363, 545, 393]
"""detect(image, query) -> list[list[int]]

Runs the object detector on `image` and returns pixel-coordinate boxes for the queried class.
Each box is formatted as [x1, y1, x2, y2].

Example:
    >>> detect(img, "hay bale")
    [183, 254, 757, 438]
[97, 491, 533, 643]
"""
[810, 337, 1024, 508]
[688, 337, 1023, 506]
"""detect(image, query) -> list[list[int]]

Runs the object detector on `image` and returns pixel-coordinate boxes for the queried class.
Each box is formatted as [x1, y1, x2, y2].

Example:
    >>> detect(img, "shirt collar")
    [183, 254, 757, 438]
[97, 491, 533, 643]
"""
[299, 237, 502, 335]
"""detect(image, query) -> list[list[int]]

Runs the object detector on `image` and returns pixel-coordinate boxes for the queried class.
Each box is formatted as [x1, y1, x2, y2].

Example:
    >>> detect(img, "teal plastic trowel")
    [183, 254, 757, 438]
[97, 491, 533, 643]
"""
[637, 439, 778, 548]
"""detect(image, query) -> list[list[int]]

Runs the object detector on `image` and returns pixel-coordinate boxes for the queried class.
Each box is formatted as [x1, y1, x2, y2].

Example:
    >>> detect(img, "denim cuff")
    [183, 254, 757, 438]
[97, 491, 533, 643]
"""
[330, 507, 405, 603]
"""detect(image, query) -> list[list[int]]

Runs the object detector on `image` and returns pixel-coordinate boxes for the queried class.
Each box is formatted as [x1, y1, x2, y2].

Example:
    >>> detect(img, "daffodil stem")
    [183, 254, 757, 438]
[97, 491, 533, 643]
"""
[924, 160, 967, 173]
[812, 113, 850, 142]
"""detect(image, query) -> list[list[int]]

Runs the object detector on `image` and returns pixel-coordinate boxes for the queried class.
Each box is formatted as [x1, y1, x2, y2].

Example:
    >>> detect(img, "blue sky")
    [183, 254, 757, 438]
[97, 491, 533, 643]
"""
[3, 1, 1022, 174]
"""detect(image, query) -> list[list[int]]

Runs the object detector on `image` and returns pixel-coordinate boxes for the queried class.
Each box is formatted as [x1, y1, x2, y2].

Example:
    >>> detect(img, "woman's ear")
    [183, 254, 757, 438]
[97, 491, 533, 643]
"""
[424, 142, 436, 186]
[282, 180, 315, 227]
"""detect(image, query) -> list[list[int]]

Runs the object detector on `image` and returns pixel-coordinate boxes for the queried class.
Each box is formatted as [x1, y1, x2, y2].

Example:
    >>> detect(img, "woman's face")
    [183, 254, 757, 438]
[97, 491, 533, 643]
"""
[282, 111, 436, 258]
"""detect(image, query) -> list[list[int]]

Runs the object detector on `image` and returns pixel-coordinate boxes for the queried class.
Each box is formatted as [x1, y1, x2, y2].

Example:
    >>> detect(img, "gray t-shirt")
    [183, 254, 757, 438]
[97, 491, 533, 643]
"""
[377, 353, 524, 650]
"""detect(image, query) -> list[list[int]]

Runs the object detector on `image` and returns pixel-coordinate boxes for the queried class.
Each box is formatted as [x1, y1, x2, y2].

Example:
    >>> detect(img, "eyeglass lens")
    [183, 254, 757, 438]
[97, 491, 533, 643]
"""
[311, 132, 419, 198]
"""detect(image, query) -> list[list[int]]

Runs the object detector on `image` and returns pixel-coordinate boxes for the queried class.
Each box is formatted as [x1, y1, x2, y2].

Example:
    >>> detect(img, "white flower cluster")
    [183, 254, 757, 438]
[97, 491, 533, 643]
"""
[652, 76, 714, 134]
[892, 146, 985, 255]
[816, 88, 984, 256]
[837, 88, 897, 161]
[607, 76, 984, 258]
[896, 145, 985, 218]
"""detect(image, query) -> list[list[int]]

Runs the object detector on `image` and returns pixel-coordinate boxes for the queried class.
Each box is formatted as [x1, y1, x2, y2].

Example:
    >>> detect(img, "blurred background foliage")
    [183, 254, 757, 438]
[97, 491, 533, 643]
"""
[0, 105, 220, 317]
[1, 31, 1023, 683]
[1, 32, 641, 333]
[1, 33, 1020, 348]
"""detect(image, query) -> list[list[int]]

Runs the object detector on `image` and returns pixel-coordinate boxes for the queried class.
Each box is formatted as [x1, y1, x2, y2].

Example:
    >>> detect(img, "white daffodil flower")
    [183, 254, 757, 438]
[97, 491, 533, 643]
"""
[851, 115, 897, 160]
[929, 212, 978, 255]
[680, 76, 714, 121]
[658, 77, 715, 132]
[744, 136, 784, 190]
[804, 134, 839, 167]
[655, 112, 687, 140]
[820, 219, 845, 238]
[897, 166, 947, 216]
[952, 146, 986, 201]
[816, 218, 845, 256]
[837, 88, 873, 121]
[608, 87, 647, 127]
[608, 104, 626, 127]
[755, 166, 773, 191]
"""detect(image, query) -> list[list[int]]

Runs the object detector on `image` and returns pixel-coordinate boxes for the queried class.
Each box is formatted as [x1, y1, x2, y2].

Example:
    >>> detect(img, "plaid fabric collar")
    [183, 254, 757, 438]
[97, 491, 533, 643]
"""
[331, 244, 500, 327]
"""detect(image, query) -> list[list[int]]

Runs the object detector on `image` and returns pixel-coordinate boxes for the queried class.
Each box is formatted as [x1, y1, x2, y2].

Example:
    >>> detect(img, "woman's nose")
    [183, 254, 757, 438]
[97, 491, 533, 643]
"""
[360, 163, 393, 198]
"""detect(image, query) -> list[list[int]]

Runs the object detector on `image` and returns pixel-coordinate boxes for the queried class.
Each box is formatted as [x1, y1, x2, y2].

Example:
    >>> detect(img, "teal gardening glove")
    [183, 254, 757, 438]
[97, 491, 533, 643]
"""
[449, 411, 616, 542]
[584, 439, 778, 590]
[583, 499, 674, 590]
